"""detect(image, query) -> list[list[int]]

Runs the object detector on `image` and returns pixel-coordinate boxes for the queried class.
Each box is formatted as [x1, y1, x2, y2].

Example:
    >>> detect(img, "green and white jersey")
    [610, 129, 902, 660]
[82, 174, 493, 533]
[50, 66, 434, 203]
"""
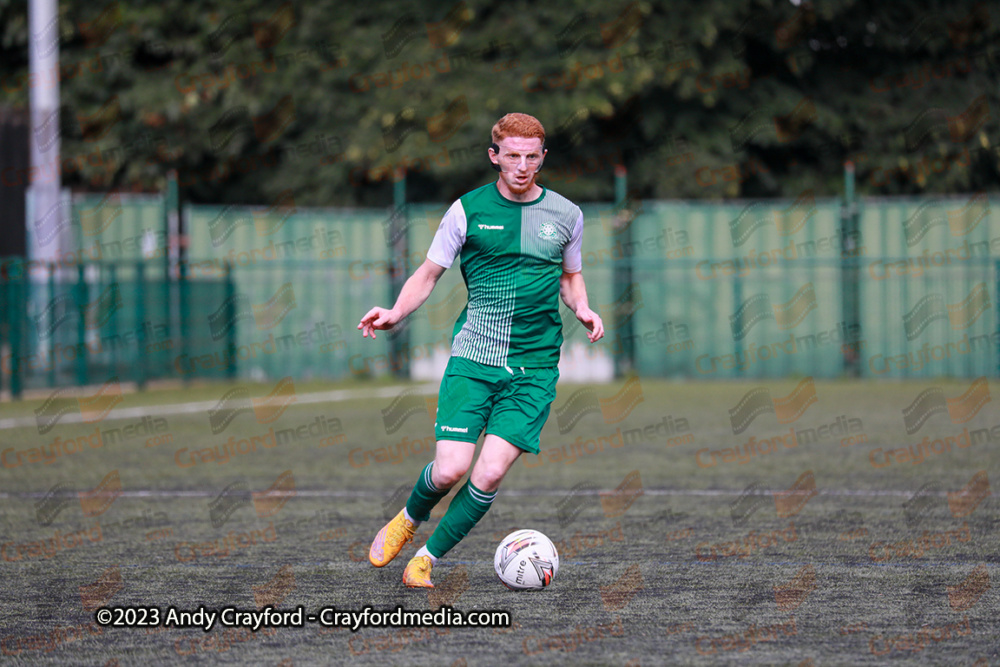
[426, 183, 584, 368]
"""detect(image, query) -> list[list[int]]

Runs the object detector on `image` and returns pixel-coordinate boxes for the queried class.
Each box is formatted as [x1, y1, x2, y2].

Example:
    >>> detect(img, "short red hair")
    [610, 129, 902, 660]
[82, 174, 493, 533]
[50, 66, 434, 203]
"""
[491, 113, 545, 145]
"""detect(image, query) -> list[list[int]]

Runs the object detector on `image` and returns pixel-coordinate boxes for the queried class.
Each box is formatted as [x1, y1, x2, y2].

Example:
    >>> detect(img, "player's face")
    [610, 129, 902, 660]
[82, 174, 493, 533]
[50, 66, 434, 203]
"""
[491, 136, 545, 195]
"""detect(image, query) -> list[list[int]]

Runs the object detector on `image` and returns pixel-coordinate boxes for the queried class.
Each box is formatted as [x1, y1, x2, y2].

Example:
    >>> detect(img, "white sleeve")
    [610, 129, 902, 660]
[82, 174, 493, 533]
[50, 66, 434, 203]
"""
[562, 212, 584, 273]
[426, 200, 466, 268]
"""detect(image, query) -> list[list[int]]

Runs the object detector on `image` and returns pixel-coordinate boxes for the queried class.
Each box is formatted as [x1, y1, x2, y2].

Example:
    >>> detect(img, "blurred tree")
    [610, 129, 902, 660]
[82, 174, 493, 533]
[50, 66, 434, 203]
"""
[1, 0, 997, 205]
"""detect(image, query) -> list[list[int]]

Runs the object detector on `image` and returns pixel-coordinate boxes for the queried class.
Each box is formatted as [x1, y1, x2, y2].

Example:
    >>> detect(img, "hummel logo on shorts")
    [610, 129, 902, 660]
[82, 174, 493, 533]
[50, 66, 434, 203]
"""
[440, 425, 470, 433]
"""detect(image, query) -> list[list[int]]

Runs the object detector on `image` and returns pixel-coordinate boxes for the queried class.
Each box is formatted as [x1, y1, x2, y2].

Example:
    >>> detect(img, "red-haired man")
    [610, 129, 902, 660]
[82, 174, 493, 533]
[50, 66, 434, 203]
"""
[359, 112, 604, 587]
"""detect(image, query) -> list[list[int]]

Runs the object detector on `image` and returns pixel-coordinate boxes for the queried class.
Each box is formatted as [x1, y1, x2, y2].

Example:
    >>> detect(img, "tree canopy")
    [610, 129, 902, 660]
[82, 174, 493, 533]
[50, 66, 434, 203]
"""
[1, 0, 998, 206]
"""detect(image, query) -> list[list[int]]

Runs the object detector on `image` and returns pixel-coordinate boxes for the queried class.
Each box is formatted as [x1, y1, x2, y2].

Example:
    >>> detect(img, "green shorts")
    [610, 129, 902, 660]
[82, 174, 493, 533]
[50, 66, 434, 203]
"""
[433, 356, 559, 454]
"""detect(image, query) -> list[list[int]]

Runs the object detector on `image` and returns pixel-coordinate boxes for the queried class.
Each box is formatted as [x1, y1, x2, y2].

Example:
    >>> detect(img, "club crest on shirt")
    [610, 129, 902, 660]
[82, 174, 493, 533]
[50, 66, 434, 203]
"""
[538, 222, 558, 241]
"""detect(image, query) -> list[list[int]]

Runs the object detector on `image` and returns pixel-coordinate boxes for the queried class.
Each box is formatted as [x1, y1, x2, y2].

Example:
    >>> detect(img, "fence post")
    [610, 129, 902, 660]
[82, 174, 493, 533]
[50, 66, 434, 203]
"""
[390, 168, 410, 379]
[996, 259, 1000, 378]
[136, 260, 147, 389]
[47, 262, 56, 387]
[76, 262, 88, 386]
[179, 259, 189, 382]
[163, 171, 178, 360]
[7, 259, 24, 399]
[225, 260, 237, 381]
[840, 161, 861, 377]
[732, 272, 742, 378]
[107, 263, 119, 377]
[612, 164, 633, 377]
[0, 260, 6, 398]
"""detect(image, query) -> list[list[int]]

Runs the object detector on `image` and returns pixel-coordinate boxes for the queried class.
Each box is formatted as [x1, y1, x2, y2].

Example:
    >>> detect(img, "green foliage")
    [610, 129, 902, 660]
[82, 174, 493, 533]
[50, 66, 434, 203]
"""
[2, 0, 999, 205]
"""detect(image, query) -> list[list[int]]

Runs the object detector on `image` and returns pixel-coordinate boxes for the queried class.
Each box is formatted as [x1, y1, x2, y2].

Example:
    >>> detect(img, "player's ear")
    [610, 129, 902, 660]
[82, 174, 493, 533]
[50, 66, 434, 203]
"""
[489, 143, 502, 172]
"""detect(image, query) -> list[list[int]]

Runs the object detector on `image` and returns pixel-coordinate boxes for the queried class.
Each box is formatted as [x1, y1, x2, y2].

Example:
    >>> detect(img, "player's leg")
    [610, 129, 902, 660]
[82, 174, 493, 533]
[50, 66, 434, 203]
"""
[432, 433, 523, 544]
[368, 440, 473, 567]
[370, 359, 497, 568]
[403, 434, 522, 587]
[403, 365, 558, 587]
[405, 439, 474, 522]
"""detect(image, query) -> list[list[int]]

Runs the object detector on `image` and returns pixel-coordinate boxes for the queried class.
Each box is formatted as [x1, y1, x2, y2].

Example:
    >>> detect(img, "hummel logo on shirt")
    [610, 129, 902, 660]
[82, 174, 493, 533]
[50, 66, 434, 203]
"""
[478, 224, 504, 230]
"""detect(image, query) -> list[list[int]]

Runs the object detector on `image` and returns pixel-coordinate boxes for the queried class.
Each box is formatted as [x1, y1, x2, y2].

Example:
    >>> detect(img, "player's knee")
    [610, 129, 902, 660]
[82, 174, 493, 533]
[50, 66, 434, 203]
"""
[471, 468, 505, 493]
[433, 461, 468, 489]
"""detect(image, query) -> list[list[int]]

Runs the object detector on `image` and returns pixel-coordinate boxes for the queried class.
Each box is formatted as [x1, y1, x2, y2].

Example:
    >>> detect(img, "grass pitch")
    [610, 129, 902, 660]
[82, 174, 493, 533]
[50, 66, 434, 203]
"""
[0, 377, 997, 665]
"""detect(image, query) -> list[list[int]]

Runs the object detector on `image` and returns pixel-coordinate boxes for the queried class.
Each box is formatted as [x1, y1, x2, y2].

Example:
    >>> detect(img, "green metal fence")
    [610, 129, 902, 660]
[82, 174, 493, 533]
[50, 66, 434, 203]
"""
[68, 192, 168, 268]
[2, 186, 998, 397]
[0, 259, 233, 395]
[619, 195, 997, 379]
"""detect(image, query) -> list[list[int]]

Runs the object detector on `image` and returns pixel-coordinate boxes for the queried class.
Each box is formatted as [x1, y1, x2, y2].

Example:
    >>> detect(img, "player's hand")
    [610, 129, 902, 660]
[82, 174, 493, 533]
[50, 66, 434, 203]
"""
[358, 307, 400, 339]
[575, 307, 604, 343]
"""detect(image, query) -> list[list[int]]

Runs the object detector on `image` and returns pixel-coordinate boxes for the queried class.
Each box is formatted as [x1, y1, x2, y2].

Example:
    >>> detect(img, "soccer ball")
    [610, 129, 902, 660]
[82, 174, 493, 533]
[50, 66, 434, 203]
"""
[494, 529, 559, 590]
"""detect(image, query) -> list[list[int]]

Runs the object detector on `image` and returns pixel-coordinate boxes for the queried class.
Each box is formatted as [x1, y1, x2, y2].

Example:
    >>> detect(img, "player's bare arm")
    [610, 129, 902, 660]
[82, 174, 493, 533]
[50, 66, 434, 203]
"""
[357, 259, 446, 339]
[560, 270, 604, 342]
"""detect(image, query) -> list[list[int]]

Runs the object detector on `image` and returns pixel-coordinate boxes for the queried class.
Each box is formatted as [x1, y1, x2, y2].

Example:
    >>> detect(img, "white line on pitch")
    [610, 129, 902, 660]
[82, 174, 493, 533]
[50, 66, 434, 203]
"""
[0, 488, 955, 499]
[0, 383, 438, 431]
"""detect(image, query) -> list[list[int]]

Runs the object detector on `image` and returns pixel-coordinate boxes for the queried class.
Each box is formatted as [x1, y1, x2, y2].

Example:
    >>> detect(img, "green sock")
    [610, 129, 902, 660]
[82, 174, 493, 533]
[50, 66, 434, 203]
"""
[405, 463, 450, 522]
[425, 480, 496, 558]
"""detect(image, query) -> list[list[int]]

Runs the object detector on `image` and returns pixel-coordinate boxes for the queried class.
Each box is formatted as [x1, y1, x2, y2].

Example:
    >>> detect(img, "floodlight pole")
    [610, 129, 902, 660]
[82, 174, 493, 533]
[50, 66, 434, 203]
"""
[29, 0, 66, 269]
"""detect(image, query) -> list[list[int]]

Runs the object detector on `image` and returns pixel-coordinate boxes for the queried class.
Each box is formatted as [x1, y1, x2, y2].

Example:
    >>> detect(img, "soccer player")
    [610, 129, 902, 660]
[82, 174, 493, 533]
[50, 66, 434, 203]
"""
[358, 112, 604, 587]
